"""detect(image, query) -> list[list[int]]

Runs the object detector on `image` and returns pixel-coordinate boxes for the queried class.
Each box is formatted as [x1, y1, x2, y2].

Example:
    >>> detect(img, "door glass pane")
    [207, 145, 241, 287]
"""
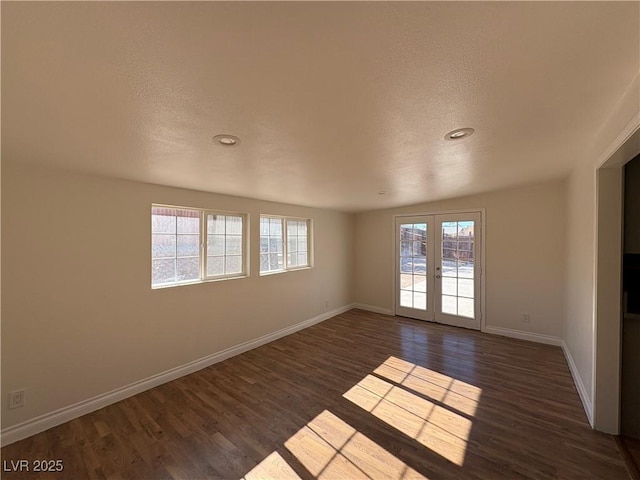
[442, 222, 457, 240]
[442, 295, 457, 315]
[458, 278, 474, 298]
[458, 261, 474, 279]
[400, 290, 413, 308]
[413, 292, 427, 310]
[440, 220, 475, 318]
[458, 298, 474, 318]
[413, 255, 426, 274]
[442, 258, 457, 277]
[413, 275, 427, 293]
[399, 222, 428, 311]
[400, 256, 412, 273]
[442, 277, 457, 296]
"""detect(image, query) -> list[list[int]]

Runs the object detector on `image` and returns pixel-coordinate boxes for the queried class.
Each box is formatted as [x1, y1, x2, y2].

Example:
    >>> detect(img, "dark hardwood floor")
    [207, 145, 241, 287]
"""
[618, 436, 640, 480]
[1, 309, 630, 479]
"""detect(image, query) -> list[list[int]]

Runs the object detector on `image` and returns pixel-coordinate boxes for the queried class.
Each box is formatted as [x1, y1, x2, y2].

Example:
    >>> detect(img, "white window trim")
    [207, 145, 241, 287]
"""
[259, 215, 313, 275]
[152, 204, 249, 289]
[202, 210, 249, 282]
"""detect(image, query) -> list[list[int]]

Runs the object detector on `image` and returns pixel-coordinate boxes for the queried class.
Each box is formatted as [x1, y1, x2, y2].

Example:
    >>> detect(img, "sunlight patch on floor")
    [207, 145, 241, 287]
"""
[374, 356, 482, 416]
[284, 409, 428, 479]
[242, 357, 482, 478]
[243, 451, 302, 480]
[346, 358, 483, 466]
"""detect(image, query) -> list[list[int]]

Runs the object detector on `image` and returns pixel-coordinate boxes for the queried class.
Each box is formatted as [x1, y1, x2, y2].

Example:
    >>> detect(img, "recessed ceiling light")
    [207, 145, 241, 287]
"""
[445, 128, 475, 141]
[213, 134, 240, 146]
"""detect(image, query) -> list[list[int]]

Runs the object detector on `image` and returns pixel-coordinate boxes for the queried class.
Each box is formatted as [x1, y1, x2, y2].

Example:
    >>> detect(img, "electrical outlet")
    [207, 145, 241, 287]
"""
[522, 313, 530, 323]
[325, 299, 329, 308]
[8, 390, 25, 409]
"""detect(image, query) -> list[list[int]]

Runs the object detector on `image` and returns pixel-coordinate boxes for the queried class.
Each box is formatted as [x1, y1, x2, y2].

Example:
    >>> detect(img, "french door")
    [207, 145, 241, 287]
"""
[395, 212, 482, 330]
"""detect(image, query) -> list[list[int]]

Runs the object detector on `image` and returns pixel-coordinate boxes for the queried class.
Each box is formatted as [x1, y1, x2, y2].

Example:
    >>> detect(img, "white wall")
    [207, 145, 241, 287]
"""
[354, 181, 566, 338]
[1, 162, 354, 432]
[563, 71, 640, 431]
[563, 161, 597, 418]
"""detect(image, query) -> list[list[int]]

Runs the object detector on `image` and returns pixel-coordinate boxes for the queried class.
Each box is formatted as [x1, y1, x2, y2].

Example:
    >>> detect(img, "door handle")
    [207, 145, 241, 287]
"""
[435, 274, 441, 279]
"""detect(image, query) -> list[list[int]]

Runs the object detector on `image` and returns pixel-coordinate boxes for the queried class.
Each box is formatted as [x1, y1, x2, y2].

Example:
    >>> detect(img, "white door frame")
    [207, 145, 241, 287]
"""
[392, 208, 486, 332]
[592, 119, 639, 434]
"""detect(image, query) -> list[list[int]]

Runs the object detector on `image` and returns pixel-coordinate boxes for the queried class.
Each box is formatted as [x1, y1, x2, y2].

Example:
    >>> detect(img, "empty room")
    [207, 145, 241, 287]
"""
[2, 1, 640, 479]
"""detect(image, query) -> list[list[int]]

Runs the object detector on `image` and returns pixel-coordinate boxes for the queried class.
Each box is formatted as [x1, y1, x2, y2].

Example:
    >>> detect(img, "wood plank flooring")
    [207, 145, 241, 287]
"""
[1, 309, 630, 479]
[618, 436, 640, 479]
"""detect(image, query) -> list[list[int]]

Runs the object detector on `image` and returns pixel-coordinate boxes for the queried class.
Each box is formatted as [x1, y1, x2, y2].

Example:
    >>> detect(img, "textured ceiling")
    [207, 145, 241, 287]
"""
[3, 2, 639, 212]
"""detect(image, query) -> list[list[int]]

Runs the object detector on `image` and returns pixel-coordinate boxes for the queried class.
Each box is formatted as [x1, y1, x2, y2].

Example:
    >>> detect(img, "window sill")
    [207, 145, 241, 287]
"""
[152, 274, 248, 290]
[259, 266, 313, 277]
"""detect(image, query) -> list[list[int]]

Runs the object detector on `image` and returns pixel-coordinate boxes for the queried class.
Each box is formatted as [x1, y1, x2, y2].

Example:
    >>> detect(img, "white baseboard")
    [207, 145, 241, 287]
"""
[561, 341, 594, 427]
[482, 325, 563, 346]
[1, 304, 353, 447]
[483, 326, 593, 426]
[352, 303, 394, 316]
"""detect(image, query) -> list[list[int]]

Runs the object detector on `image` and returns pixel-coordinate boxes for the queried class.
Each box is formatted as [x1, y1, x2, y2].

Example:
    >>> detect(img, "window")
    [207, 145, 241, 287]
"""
[152, 207, 200, 286]
[260, 216, 311, 274]
[152, 205, 247, 287]
[205, 213, 244, 277]
[260, 217, 284, 273]
[287, 219, 309, 268]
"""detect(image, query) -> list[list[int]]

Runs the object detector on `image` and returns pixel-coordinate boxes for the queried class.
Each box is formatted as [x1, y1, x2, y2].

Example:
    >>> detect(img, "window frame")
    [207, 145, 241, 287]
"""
[151, 204, 249, 289]
[202, 211, 249, 282]
[259, 215, 313, 275]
